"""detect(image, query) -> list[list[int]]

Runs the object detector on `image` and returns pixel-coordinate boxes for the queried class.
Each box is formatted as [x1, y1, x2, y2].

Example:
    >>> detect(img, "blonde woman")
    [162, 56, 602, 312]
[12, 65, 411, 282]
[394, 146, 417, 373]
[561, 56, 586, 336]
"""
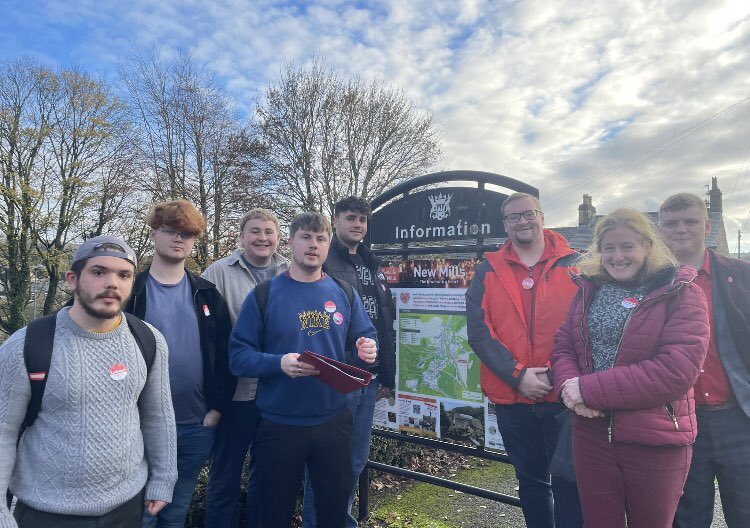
[551, 208, 709, 527]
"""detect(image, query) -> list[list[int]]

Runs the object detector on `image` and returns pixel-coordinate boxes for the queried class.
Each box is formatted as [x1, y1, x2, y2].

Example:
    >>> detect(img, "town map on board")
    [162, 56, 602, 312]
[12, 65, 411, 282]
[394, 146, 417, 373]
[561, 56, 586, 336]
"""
[398, 309, 483, 402]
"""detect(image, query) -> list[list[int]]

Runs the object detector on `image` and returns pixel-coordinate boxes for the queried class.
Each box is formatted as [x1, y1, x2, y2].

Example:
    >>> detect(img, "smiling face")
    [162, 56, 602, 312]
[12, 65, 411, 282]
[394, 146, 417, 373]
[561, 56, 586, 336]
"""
[600, 226, 651, 284]
[289, 228, 330, 275]
[240, 218, 279, 266]
[333, 209, 368, 250]
[658, 205, 710, 262]
[503, 196, 544, 247]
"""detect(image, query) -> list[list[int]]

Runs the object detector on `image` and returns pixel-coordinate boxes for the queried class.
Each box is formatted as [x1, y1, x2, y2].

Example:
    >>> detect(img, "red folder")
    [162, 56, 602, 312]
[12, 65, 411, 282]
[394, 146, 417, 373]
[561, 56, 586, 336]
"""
[298, 350, 372, 394]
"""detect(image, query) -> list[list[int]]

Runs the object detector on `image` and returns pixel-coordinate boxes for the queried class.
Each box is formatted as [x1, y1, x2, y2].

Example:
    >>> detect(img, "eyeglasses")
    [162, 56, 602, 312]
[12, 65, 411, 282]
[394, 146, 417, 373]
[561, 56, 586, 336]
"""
[158, 227, 196, 240]
[503, 209, 541, 223]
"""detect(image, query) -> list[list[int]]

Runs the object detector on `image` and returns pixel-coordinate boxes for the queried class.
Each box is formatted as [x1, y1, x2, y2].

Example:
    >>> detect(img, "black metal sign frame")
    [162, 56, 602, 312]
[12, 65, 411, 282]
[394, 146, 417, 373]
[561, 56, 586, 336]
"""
[359, 170, 538, 521]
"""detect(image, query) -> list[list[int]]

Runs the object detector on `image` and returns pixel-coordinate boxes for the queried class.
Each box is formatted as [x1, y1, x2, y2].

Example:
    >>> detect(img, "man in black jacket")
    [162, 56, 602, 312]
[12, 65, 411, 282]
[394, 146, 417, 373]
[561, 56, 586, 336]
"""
[302, 196, 396, 528]
[125, 199, 236, 528]
[659, 193, 750, 528]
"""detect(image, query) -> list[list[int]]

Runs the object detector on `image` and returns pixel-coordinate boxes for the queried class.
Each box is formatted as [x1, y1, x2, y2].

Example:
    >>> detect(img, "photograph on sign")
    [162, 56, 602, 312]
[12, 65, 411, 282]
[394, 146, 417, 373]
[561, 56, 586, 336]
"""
[439, 399, 485, 447]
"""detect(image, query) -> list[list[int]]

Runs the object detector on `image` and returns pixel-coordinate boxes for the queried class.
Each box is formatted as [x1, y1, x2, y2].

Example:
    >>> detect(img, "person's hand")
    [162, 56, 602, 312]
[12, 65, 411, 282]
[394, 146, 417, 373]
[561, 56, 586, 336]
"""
[536, 371, 551, 386]
[518, 367, 553, 400]
[573, 404, 605, 419]
[281, 353, 319, 378]
[561, 377, 584, 409]
[356, 337, 377, 364]
[145, 500, 168, 516]
[202, 409, 221, 428]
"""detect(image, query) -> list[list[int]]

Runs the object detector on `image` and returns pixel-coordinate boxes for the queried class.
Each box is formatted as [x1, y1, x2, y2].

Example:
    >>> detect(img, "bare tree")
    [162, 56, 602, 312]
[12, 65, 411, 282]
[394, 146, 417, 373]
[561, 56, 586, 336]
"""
[0, 57, 56, 334]
[120, 48, 266, 267]
[255, 58, 442, 218]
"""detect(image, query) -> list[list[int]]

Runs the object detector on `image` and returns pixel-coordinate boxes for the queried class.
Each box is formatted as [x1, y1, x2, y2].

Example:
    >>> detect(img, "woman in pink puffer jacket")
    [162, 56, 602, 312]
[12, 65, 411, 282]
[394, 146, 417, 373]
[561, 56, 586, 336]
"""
[551, 208, 709, 528]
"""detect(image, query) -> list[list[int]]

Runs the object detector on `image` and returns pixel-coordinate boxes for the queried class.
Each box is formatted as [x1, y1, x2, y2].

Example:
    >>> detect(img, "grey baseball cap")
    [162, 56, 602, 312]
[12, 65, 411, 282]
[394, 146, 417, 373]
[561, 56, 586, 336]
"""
[72, 235, 137, 268]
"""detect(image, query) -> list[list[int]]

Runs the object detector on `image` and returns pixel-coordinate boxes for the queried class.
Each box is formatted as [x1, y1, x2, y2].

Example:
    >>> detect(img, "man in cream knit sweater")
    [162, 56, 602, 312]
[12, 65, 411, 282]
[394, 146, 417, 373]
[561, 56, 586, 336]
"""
[0, 236, 177, 528]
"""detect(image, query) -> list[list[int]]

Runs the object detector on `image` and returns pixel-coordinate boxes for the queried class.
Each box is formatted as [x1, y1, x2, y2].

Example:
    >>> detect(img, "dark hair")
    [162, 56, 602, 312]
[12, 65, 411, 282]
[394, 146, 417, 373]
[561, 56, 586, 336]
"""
[71, 259, 86, 279]
[146, 199, 207, 236]
[334, 196, 372, 217]
[289, 212, 332, 239]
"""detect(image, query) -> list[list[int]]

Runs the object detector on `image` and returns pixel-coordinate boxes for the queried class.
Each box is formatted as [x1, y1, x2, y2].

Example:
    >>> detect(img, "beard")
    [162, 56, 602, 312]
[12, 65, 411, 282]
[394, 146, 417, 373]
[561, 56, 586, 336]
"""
[75, 286, 129, 320]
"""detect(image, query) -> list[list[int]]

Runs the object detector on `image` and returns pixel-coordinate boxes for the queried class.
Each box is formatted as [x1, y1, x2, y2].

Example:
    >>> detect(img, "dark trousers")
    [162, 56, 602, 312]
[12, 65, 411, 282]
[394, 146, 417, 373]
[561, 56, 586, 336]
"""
[674, 406, 750, 528]
[205, 400, 261, 528]
[256, 408, 353, 528]
[14, 489, 144, 528]
[494, 402, 582, 528]
[574, 416, 691, 528]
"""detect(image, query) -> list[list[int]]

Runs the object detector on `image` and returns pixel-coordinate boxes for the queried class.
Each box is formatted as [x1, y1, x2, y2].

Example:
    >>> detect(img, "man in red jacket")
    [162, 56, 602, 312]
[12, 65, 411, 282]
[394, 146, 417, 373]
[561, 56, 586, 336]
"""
[466, 192, 582, 528]
[659, 193, 750, 528]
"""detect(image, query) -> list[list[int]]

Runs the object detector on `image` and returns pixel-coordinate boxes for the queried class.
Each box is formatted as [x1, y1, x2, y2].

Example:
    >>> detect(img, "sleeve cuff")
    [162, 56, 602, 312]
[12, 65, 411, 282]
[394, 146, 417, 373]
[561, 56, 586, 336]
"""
[145, 481, 175, 504]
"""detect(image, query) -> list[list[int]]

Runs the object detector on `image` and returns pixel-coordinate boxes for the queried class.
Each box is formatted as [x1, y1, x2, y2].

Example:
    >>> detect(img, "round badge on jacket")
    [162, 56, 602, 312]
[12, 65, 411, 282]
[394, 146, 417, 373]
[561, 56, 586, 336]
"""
[621, 297, 640, 309]
[521, 277, 534, 290]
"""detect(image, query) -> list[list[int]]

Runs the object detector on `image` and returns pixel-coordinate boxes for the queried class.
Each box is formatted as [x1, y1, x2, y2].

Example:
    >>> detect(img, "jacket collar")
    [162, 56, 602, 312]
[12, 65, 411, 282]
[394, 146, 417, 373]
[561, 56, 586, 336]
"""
[330, 235, 380, 269]
[486, 229, 575, 271]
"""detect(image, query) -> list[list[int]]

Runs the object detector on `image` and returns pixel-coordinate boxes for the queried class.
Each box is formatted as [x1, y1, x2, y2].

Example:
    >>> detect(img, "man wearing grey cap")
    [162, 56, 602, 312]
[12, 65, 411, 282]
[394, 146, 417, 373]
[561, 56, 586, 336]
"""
[0, 235, 178, 528]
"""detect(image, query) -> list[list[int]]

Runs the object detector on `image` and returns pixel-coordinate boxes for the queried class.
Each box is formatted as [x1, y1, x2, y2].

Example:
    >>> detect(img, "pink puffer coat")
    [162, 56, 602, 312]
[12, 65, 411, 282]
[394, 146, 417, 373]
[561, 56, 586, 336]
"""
[551, 265, 709, 446]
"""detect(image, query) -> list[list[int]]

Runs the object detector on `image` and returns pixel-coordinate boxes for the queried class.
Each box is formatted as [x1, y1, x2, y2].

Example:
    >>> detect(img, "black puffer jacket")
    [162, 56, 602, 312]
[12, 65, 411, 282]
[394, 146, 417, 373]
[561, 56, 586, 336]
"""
[126, 268, 237, 413]
[324, 236, 397, 388]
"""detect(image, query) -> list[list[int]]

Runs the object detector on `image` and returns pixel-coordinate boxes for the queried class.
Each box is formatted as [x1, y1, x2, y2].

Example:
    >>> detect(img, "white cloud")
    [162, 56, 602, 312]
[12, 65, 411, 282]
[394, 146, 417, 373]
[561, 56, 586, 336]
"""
[3, 0, 750, 247]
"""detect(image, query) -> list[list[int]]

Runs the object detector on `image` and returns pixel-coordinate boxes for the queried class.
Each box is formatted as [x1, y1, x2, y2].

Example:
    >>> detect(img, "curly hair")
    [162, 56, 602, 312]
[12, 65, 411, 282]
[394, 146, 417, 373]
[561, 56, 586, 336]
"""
[146, 200, 206, 237]
[577, 208, 676, 283]
[334, 196, 372, 217]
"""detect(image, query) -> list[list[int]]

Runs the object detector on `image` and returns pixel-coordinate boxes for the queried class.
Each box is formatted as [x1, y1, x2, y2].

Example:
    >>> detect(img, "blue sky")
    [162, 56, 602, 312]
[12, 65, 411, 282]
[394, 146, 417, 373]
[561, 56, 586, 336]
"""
[3, 0, 750, 248]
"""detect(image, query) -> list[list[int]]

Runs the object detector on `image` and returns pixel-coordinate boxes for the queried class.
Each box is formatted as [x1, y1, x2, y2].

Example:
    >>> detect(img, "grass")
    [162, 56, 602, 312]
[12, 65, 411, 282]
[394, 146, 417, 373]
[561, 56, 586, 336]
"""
[368, 459, 519, 527]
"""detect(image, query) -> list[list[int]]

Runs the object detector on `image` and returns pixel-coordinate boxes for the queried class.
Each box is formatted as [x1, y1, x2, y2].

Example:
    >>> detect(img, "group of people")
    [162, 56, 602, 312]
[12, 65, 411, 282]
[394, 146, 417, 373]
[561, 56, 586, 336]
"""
[467, 191, 749, 527]
[0, 197, 395, 528]
[0, 188, 746, 528]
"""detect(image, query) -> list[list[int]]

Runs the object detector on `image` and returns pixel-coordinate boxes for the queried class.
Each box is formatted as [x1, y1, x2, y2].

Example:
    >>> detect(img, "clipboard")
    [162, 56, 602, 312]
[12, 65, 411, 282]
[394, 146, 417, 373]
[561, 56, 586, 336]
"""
[298, 350, 373, 394]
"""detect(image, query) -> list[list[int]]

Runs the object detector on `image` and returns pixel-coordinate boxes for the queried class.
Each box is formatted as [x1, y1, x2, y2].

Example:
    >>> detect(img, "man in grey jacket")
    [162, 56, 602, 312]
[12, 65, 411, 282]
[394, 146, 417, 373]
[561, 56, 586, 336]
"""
[0, 235, 177, 528]
[201, 208, 289, 527]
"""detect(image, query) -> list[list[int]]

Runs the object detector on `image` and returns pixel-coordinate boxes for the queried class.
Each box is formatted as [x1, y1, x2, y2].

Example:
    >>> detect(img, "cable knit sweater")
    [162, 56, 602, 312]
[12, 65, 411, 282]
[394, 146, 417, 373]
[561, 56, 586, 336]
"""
[0, 308, 177, 526]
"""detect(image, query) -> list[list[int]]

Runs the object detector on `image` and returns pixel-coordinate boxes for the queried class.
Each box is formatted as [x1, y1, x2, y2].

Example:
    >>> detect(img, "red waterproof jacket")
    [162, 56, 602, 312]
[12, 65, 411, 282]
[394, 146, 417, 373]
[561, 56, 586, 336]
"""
[551, 265, 709, 445]
[466, 230, 578, 404]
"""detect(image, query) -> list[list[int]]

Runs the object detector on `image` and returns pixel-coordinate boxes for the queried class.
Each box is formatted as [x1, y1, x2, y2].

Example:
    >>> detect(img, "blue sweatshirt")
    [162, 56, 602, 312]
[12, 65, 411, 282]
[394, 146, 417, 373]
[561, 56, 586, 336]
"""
[229, 273, 377, 425]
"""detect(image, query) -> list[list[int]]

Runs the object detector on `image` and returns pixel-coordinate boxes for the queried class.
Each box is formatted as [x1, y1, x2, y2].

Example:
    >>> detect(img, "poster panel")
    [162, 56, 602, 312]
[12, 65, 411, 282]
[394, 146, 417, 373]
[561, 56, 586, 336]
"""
[372, 387, 399, 430]
[388, 287, 503, 451]
[382, 258, 481, 288]
[398, 394, 438, 438]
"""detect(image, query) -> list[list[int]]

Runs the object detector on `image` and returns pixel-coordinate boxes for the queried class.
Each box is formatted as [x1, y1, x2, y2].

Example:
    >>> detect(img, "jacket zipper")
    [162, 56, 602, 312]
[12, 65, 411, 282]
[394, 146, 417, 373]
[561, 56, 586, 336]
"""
[607, 282, 685, 443]
[528, 267, 535, 347]
[665, 403, 679, 430]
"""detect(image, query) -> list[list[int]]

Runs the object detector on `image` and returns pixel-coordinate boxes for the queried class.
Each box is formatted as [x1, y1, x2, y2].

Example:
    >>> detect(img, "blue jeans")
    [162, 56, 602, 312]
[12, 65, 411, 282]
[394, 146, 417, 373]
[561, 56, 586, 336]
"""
[494, 402, 583, 528]
[674, 405, 750, 528]
[204, 400, 261, 528]
[302, 380, 379, 528]
[143, 423, 215, 528]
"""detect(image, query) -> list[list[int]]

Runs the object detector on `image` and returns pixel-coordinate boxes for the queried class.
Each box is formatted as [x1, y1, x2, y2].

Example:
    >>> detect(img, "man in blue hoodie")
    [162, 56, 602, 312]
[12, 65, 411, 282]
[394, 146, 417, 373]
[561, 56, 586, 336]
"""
[230, 212, 378, 528]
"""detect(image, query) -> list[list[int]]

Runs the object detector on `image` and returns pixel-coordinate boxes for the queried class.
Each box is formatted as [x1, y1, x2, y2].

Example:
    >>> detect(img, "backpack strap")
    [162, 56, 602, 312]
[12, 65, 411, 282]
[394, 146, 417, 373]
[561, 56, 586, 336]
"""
[330, 276, 355, 306]
[124, 313, 156, 370]
[253, 278, 273, 323]
[21, 314, 58, 429]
